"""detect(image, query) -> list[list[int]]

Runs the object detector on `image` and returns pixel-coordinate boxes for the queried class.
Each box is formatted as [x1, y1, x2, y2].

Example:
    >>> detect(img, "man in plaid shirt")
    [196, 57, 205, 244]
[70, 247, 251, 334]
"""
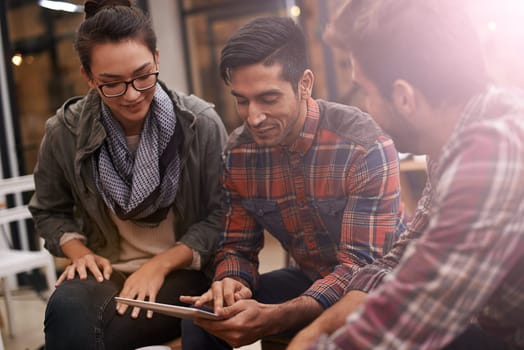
[180, 16, 406, 349]
[289, 1, 524, 349]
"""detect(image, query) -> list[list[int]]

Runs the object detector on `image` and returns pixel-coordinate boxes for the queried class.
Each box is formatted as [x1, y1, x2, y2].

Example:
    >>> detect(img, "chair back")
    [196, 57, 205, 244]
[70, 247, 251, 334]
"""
[0, 174, 56, 338]
[0, 174, 35, 251]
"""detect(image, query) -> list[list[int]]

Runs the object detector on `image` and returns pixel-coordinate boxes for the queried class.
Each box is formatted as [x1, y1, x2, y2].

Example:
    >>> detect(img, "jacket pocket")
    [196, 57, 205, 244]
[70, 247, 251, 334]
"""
[242, 199, 291, 250]
[312, 198, 347, 243]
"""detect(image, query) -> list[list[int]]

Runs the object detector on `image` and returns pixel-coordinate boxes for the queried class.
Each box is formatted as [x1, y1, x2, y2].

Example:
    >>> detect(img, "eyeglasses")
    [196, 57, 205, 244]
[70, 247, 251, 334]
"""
[97, 72, 159, 98]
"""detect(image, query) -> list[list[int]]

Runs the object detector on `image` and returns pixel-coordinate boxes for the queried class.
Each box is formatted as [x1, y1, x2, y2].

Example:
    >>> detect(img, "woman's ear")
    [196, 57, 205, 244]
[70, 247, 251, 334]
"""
[80, 66, 96, 90]
[391, 79, 416, 117]
[299, 69, 314, 100]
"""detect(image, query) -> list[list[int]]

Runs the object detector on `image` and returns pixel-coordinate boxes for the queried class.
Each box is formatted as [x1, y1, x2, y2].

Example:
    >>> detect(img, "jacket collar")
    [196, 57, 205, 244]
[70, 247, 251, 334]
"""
[287, 97, 319, 156]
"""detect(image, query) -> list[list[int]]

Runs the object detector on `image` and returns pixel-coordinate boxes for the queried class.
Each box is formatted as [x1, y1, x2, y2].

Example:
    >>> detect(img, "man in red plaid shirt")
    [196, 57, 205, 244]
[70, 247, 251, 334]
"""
[180, 16, 406, 349]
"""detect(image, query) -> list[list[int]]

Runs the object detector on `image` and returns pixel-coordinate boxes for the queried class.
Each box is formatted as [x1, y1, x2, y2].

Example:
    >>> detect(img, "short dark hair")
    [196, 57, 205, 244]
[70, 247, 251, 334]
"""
[220, 16, 308, 92]
[75, 0, 157, 76]
[326, 0, 488, 106]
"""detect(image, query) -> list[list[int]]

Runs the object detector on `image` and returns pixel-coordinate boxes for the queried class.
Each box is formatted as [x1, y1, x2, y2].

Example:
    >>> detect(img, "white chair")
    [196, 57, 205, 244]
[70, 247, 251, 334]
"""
[0, 174, 56, 338]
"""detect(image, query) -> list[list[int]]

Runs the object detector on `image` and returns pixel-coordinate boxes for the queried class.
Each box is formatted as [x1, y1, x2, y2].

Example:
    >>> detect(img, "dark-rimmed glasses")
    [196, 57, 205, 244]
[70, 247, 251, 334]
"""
[97, 71, 159, 98]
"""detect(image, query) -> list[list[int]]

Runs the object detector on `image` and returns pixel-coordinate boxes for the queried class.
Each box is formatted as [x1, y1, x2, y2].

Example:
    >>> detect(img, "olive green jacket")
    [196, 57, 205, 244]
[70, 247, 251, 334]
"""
[29, 82, 227, 276]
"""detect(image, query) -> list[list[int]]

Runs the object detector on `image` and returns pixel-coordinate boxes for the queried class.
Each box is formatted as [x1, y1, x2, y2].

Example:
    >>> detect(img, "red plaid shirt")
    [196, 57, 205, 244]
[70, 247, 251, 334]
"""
[214, 98, 406, 307]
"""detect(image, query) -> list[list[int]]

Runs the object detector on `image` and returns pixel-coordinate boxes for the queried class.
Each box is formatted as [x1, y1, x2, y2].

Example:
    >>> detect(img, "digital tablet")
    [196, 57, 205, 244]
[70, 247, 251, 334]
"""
[114, 297, 222, 321]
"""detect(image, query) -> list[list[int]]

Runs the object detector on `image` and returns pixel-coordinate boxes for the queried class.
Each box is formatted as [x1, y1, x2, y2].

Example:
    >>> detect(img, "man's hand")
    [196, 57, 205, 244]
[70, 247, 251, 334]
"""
[180, 277, 252, 312]
[287, 290, 368, 349]
[182, 291, 325, 348]
[194, 299, 275, 348]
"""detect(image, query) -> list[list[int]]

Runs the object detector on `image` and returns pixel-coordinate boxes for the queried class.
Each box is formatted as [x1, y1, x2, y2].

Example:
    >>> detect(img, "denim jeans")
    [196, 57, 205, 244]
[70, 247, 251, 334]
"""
[44, 269, 209, 350]
[181, 268, 314, 350]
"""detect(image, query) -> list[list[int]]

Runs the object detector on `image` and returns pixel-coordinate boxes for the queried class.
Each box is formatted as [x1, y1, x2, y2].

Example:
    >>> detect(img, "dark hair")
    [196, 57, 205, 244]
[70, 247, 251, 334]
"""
[75, 0, 157, 76]
[220, 16, 308, 92]
[326, 0, 488, 106]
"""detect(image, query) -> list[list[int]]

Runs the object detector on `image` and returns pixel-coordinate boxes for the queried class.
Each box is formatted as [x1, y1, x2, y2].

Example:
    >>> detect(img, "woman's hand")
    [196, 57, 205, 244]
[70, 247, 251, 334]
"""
[116, 258, 168, 319]
[114, 243, 193, 319]
[56, 252, 112, 286]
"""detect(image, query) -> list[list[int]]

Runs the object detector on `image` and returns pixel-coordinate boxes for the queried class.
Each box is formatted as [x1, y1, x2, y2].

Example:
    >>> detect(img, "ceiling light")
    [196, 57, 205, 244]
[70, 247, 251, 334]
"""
[38, 0, 83, 13]
[11, 54, 23, 67]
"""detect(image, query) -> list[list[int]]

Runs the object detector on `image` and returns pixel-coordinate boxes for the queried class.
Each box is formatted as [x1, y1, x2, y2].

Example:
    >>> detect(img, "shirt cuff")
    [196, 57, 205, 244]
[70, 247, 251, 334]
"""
[59, 232, 87, 246]
[189, 248, 202, 270]
[174, 242, 202, 270]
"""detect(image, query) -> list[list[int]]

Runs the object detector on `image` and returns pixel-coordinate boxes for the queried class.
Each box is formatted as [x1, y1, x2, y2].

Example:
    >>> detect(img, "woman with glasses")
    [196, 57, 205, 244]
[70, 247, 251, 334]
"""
[29, 0, 227, 348]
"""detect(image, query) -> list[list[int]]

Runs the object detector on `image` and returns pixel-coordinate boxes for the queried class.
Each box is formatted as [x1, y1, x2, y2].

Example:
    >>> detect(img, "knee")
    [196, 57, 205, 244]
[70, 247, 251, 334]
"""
[47, 281, 92, 315]
[45, 283, 90, 334]
[44, 284, 96, 349]
[45, 278, 114, 330]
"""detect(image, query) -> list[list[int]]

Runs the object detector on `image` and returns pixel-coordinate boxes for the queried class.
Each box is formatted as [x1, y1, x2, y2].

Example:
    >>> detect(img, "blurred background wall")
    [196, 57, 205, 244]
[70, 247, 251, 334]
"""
[0, 0, 522, 195]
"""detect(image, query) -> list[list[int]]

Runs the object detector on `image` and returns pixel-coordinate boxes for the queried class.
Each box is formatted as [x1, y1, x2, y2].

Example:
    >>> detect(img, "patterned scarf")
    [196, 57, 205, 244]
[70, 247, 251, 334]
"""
[94, 84, 181, 227]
